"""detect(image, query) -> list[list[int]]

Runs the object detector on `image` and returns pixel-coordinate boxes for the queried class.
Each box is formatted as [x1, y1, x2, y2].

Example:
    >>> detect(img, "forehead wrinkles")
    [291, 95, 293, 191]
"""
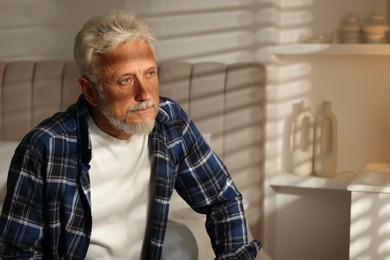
[99, 48, 153, 67]
[96, 40, 154, 67]
[96, 49, 155, 82]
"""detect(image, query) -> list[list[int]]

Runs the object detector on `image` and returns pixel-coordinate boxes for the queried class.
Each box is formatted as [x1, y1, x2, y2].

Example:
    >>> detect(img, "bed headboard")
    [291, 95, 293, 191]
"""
[0, 60, 266, 240]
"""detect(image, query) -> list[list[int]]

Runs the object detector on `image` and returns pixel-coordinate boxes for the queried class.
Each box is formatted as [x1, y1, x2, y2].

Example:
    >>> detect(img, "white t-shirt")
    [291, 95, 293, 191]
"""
[86, 118, 153, 259]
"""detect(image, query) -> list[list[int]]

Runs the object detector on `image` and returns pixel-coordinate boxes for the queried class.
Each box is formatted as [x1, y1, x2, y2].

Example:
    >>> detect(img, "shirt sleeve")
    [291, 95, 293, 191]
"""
[0, 143, 45, 258]
[174, 109, 261, 259]
[217, 240, 261, 259]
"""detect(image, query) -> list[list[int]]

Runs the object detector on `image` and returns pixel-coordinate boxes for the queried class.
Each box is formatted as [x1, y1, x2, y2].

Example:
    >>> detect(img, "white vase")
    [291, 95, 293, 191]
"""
[314, 101, 338, 177]
[285, 101, 314, 176]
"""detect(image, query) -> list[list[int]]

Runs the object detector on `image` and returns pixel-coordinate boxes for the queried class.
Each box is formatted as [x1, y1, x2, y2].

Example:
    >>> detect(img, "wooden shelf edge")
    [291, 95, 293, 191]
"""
[272, 43, 390, 56]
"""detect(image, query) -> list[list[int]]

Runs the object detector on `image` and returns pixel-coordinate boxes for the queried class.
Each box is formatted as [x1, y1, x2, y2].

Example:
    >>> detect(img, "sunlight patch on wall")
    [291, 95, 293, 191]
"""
[276, 62, 312, 81]
[131, 0, 277, 64]
[378, 220, 390, 236]
[186, 51, 258, 64]
[349, 191, 390, 260]
[146, 11, 255, 38]
[137, 2, 272, 64]
[265, 104, 284, 135]
[378, 239, 390, 257]
[350, 216, 372, 241]
[378, 199, 390, 218]
[264, 133, 284, 172]
[266, 98, 305, 121]
[350, 236, 371, 259]
[266, 0, 315, 177]
[350, 195, 372, 223]
[275, 0, 313, 8]
[128, 0, 254, 14]
[265, 62, 313, 125]
[279, 11, 313, 27]
[273, 0, 314, 43]
[278, 28, 312, 44]
[156, 30, 255, 61]
[272, 80, 311, 100]
[349, 193, 372, 259]
[377, 195, 390, 259]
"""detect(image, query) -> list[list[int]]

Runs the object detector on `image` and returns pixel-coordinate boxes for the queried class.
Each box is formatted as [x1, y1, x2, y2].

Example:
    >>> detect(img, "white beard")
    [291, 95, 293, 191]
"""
[100, 99, 156, 136]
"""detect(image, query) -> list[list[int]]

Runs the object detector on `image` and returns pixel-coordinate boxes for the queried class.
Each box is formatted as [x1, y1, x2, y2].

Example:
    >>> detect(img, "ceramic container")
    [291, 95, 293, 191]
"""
[362, 10, 389, 43]
[314, 101, 338, 177]
[285, 101, 314, 176]
[340, 12, 361, 43]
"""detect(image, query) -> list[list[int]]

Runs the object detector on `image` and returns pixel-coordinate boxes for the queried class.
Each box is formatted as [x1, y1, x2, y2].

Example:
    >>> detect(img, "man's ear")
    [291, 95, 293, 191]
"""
[79, 78, 99, 107]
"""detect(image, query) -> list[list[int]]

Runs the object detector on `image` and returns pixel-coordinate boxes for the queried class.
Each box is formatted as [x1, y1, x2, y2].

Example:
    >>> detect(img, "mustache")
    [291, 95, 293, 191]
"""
[128, 100, 156, 112]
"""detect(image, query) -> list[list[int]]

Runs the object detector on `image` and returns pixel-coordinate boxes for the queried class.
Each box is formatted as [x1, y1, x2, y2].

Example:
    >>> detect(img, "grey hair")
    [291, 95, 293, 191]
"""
[73, 10, 156, 81]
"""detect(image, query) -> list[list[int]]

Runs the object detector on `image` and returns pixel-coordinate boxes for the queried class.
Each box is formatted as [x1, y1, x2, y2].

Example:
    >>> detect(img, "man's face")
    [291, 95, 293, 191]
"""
[86, 40, 159, 139]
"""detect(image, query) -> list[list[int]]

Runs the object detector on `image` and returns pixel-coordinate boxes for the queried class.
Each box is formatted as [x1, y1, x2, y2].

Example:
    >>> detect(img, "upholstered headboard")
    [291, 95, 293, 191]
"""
[0, 60, 266, 240]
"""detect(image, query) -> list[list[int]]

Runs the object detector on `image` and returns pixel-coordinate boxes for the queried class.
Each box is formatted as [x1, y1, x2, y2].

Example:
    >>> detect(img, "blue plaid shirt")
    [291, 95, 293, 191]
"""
[0, 95, 260, 259]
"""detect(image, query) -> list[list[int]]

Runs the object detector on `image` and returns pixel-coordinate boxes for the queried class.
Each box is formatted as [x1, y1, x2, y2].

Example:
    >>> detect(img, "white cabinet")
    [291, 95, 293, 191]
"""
[348, 166, 390, 260]
[269, 173, 354, 260]
[270, 170, 390, 260]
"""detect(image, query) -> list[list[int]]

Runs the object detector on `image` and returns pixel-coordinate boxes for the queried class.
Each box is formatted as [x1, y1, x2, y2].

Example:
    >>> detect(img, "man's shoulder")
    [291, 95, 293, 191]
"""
[27, 96, 89, 142]
[159, 96, 180, 109]
[158, 96, 188, 121]
[38, 108, 78, 136]
[21, 104, 81, 148]
[154, 97, 190, 139]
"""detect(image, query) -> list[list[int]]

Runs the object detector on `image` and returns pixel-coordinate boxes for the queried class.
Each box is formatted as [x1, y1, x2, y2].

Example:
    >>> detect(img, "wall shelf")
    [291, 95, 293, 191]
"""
[272, 43, 390, 57]
[269, 172, 357, 191]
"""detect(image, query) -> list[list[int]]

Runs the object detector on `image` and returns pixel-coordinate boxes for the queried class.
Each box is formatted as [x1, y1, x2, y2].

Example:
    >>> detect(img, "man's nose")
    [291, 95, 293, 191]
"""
[134, 78, 150, 101]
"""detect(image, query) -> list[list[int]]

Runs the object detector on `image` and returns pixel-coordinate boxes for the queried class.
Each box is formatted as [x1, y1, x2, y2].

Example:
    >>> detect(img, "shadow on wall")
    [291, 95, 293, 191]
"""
[135, 0, 275, 63]
[0, 0, 274, 64]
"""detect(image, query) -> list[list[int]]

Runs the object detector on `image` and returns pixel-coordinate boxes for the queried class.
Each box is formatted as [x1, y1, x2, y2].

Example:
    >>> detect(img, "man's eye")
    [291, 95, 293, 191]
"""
[119, 77, 134, 85]
[146, 71, 156, 79]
